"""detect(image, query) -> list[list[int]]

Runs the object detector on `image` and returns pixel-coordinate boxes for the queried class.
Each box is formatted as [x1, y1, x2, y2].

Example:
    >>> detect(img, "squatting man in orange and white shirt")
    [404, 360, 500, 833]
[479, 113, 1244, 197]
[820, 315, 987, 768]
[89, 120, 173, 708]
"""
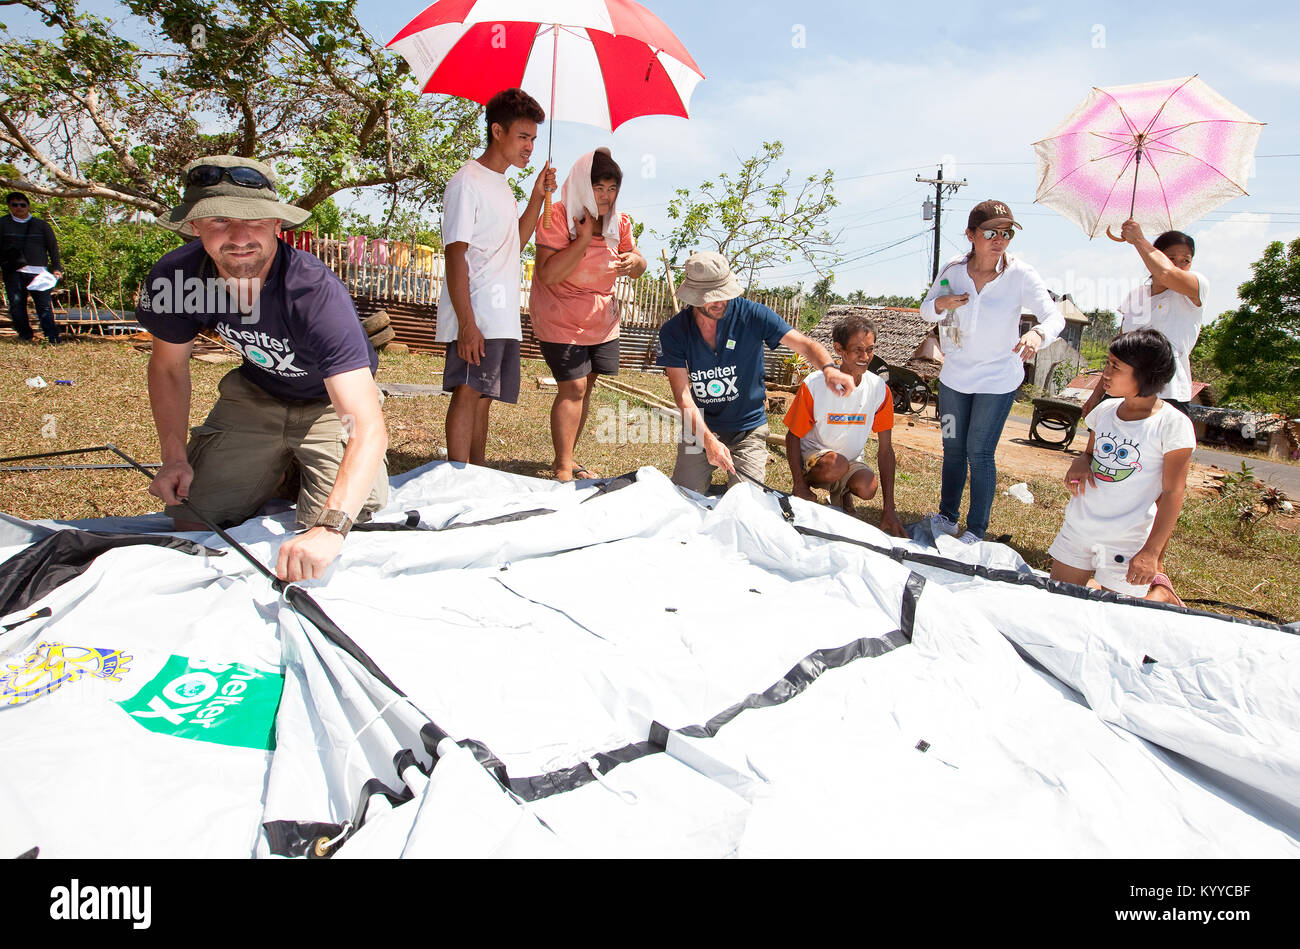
[783, 314, 906, 536]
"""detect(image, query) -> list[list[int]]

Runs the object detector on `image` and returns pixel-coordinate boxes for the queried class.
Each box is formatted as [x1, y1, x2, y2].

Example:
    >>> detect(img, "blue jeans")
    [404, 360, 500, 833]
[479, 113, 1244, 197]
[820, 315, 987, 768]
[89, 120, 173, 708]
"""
[938, 381, 1016, 538]
[4, 269, 60, 342]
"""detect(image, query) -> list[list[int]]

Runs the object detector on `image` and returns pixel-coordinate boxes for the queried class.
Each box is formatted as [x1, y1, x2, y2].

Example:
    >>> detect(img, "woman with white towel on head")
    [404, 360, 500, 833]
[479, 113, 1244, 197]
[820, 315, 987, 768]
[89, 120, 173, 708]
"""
[531, 149, 647, 481]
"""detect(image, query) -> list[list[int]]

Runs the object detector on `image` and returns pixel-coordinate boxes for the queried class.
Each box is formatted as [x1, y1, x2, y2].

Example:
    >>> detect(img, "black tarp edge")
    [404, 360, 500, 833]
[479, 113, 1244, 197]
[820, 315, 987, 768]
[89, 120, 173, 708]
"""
[793, 525, 1293, 632]
[0, 530, 224, 618]
[266, 611, 921, 855]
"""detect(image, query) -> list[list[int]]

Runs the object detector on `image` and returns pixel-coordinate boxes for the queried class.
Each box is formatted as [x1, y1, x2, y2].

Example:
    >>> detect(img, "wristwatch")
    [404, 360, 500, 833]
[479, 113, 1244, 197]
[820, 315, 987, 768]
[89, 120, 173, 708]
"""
[821, 361, 836, 372]
[314, 509, 354, 538]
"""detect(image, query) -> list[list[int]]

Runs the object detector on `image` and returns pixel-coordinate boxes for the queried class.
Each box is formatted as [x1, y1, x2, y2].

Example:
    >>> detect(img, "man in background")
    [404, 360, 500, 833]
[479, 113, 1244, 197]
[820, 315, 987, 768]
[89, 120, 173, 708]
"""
[1, 191, 63, 344]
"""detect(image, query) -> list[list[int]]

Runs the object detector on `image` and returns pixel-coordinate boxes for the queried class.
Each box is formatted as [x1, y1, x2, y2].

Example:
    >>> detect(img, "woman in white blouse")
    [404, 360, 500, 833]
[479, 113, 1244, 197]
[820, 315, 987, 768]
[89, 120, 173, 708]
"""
[920, 200, 1065, 543]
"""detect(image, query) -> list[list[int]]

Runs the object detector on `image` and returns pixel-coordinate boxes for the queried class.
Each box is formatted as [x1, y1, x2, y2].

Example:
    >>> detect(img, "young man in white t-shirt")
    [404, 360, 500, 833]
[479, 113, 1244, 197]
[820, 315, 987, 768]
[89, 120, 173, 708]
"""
[439, 88, 556, 465]
[783, 315, 906, 536]
[1052, 328, 1195, 603]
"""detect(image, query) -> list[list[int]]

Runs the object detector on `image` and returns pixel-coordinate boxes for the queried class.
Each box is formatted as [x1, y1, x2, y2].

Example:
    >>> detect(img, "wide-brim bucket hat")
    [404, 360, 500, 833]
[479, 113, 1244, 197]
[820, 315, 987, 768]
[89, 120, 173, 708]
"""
[676, 251, 743, 306]
[162, 155, 311, 236]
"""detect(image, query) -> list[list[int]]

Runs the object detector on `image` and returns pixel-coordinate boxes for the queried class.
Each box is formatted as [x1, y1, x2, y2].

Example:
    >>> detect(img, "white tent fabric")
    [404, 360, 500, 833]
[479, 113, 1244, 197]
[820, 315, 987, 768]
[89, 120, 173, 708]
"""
[1, 463, 1297, 858]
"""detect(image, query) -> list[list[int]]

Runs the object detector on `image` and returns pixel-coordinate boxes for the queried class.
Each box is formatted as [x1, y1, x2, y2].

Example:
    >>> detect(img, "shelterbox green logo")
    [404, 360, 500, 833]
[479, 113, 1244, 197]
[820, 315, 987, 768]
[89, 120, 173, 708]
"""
[117, 656, 282, 750]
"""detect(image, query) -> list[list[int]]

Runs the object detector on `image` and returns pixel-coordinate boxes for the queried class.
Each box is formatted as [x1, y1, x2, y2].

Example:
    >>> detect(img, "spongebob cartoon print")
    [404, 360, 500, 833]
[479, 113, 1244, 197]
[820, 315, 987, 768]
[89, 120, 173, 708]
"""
[1092, 433, 1142, 482]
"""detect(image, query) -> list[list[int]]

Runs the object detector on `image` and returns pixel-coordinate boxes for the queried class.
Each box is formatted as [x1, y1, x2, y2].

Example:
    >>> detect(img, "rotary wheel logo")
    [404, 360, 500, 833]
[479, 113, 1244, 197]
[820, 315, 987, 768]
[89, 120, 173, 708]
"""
[245, 345, 273, 368]
[706, 379, 726, 397]
[0, 641, 132, 706]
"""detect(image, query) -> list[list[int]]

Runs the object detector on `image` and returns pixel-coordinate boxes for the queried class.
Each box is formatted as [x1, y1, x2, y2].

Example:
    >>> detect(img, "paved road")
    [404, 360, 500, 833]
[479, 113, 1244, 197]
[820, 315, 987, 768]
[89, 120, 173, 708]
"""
[1001, 413, 1300, 497]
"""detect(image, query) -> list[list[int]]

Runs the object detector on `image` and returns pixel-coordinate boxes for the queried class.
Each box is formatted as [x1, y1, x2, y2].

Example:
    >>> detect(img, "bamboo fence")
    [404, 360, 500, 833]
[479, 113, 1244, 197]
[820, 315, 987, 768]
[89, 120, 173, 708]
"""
[292, 231, 801, 328]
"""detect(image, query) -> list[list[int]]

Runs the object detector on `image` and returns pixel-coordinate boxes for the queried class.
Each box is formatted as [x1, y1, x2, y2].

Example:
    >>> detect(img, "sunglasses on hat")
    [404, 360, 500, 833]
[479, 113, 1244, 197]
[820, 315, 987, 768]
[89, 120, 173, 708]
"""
[186, 165, 274, 190]
[979, 228, 1015, 241]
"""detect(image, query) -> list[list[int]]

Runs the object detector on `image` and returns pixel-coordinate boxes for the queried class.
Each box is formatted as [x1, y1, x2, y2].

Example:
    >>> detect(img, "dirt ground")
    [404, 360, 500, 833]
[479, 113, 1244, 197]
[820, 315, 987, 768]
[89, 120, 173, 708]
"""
[887, 412, 1230, 497]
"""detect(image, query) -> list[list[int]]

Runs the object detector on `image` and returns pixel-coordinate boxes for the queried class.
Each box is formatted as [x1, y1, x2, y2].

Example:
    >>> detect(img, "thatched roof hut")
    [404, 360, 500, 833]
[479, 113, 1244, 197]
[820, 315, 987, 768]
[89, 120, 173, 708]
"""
[808, 306, 942, 379]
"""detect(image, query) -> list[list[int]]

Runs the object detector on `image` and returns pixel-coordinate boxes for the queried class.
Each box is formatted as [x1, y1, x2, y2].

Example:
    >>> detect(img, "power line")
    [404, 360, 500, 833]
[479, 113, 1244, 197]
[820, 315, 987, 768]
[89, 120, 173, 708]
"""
[838, 211, 923, 233]
[837, 164, 933, 182]
[940, 197, 1300, 219]
[834, 244, 932, 277]
[770, 228, 932, 282]
[828, 188, 927, 224]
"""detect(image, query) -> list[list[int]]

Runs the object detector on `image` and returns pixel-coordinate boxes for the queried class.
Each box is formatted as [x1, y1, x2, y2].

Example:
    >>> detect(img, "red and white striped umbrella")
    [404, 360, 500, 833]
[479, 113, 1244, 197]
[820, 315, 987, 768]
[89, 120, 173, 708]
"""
[387, 0, 705, 132]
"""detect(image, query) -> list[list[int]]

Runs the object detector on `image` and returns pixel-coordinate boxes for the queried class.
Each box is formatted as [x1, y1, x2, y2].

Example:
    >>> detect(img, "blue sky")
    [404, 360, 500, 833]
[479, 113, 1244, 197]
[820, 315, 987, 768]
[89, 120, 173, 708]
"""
[362, 0, 1300, 318]
[10, 0, 1300, 318]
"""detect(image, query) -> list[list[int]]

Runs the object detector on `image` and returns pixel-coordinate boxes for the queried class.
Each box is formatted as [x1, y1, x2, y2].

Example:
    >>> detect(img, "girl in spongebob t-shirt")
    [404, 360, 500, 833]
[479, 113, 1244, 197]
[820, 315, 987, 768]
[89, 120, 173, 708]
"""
[1049, 329, 1196, 603]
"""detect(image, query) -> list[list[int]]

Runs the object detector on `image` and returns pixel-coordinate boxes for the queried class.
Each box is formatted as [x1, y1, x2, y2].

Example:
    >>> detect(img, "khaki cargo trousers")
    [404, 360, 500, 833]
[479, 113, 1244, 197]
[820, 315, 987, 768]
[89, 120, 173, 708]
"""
[166, 369, 389, 529]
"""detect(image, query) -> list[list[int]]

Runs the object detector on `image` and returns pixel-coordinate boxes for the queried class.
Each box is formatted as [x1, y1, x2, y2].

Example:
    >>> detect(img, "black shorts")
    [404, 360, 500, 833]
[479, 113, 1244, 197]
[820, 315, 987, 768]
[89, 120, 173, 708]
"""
[443, 338, 521, 403]
[538, 339, 620, 382]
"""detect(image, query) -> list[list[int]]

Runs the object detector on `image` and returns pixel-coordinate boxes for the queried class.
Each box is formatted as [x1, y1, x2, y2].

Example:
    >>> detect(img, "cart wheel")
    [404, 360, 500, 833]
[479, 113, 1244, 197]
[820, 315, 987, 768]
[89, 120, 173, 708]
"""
[908, 384, 930, 415]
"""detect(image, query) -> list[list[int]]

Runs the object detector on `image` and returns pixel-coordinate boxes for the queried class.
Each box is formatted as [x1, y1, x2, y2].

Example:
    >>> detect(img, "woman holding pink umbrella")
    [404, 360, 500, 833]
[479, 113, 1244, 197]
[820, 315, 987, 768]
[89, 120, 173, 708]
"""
[1080, 221, 1205, 420]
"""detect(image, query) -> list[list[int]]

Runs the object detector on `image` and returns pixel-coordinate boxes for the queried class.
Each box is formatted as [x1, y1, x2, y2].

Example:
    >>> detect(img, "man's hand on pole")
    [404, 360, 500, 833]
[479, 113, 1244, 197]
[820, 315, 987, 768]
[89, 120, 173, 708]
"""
[703, 433, 735, 475]
[276, 527, 346, 583]
[148, 459, 194, 506]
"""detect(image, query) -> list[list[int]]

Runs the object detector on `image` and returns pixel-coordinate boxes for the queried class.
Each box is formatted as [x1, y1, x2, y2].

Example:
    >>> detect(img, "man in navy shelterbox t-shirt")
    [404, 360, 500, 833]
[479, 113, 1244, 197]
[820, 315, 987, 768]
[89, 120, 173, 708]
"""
[137, 156, 389, 583]
[657, 251, 855, 494]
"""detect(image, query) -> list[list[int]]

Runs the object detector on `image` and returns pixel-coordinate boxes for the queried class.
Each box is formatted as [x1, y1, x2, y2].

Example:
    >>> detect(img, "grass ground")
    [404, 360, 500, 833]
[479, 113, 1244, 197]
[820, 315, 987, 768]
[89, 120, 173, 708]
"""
[1, 335, 1295, 623]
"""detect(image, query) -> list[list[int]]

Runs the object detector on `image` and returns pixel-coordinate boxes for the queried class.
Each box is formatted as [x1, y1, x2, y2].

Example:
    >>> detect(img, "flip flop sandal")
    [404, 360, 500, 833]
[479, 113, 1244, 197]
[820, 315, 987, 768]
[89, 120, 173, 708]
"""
[1148, 572, 1185, 607]
[554, 465, 599, 483]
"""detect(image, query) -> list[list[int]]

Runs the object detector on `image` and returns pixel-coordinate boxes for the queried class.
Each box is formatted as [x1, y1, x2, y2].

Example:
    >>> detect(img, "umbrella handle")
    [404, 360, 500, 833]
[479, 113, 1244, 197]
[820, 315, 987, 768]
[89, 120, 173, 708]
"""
[544, 190, 553, 229]
[1105, 226, 1126, 242]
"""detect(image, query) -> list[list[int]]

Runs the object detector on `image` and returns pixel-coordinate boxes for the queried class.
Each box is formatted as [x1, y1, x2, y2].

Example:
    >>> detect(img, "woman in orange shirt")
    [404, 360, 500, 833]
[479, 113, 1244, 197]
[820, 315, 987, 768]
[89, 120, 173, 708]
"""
[531, 149, 646, 480]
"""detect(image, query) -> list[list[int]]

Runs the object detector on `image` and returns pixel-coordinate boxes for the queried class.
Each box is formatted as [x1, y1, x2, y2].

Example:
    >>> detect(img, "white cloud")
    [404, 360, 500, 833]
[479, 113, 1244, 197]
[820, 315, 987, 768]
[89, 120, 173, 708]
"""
[575, 43, 1109, 290]
[1189, 212, 1296, 319]
[468, 8, 1298, 303]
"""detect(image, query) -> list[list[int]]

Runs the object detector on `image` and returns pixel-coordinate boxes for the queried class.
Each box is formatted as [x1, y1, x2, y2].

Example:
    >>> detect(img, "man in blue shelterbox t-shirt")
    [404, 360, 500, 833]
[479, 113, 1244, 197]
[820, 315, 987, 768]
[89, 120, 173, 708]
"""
[137, 156, 389, 583]
[657, 251, 855, 494]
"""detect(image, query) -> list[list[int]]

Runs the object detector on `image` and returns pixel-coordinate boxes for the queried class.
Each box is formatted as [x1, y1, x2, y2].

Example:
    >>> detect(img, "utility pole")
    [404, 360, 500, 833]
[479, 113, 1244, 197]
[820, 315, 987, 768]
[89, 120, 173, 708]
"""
[917, 167, 968, 282]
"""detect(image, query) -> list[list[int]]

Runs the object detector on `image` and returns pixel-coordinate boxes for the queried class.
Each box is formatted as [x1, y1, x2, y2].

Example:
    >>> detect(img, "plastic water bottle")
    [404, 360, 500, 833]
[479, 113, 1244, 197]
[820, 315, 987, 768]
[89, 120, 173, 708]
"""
[938, 278, 963, 350]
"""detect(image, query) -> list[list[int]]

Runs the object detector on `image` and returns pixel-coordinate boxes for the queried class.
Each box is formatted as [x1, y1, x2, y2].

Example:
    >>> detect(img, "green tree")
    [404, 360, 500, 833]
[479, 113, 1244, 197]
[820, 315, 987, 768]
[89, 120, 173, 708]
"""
[33, 195, 182, 310]
[1082, 308, 1118, 341]
[861, 293, 921, 308]
[0, 0, 481, 218]
[1206, 238, 1300, 414]
[657, 140, 839, 291]
[1188, 316, 1232, 402]
[1080, 308, 1118, 368]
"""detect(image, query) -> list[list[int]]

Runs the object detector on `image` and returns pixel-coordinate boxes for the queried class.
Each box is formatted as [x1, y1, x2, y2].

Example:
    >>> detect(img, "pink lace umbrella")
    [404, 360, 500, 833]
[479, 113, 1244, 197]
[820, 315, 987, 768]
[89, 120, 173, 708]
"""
[1033, 75, 1263, 241]
[388, 0, 705, 223]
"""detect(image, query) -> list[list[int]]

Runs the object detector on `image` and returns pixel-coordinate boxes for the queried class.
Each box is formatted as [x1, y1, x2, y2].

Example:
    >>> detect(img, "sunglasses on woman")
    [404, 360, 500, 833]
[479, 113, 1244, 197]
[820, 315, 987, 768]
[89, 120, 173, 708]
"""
[186, 165, 275, 190]
[979, 228, 1015, 241]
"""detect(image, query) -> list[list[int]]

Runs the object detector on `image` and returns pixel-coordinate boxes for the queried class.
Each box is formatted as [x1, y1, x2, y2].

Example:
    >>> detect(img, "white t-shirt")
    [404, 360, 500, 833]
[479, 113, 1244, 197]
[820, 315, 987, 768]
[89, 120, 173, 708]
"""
[1062, 400, 1196, 550]
[920, 254, 1066, 395]
[1117, 271, 1207, 402]
[783, 370, 894, 463]
[436, 159, 522, 342]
